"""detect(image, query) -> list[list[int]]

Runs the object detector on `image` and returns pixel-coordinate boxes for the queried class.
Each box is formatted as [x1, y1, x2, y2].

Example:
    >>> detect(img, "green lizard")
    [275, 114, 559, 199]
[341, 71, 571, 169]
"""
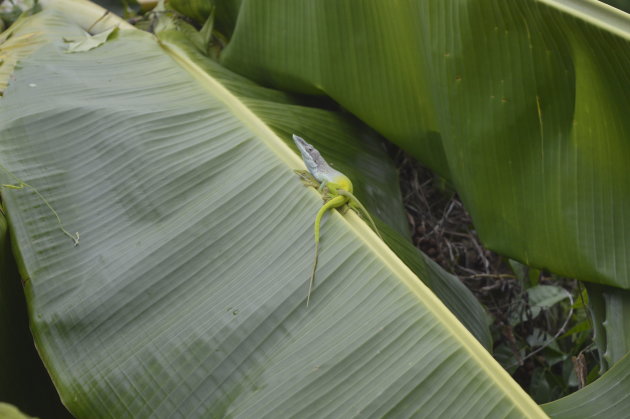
[293, 134, 381, 306]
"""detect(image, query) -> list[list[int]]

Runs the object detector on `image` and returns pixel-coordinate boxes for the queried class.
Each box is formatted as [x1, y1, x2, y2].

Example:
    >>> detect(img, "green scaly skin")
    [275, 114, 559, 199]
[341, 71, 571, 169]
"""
[293, 135, 381, 306]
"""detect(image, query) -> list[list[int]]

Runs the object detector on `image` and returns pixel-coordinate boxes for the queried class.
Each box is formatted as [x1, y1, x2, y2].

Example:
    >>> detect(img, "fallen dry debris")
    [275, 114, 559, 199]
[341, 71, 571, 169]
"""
[392, 147, 588, 399]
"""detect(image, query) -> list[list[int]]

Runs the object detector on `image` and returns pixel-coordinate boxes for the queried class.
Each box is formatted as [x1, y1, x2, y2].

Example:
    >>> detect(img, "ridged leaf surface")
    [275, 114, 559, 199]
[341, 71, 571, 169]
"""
[0, 3, 541, 418]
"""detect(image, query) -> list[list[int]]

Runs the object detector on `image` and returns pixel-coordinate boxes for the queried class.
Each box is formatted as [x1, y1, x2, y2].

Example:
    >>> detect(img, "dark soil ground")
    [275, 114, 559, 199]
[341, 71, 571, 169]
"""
[392, 148, 592, 400]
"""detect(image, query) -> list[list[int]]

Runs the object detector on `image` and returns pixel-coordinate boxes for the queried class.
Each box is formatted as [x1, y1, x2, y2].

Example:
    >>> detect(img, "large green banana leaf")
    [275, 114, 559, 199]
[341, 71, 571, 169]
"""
[202, 0, 630, 292]
[155, 21, 411, 239]
[0, 1, 543, 417]
[165, 0, 630, 413]
[155, 26, 491, 349]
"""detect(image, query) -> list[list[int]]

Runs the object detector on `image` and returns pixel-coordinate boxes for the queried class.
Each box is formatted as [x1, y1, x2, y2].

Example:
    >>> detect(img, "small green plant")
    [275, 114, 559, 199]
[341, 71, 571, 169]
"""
[492, 263, 597, 403]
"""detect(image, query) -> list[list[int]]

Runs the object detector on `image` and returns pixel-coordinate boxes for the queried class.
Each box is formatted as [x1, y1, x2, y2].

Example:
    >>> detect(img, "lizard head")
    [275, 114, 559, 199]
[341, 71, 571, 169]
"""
[292, 134, 324, 174]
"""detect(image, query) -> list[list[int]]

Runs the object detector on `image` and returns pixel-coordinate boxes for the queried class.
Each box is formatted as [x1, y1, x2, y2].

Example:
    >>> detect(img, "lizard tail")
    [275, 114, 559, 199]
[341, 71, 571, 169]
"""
[307, 204, 327, 307]
[307, 195, 346, 307]
[307, 238, 319, 307]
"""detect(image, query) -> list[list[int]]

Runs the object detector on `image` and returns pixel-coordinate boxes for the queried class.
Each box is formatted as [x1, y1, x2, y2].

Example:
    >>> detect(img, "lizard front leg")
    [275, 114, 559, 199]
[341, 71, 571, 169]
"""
[295, 170, 334, 205]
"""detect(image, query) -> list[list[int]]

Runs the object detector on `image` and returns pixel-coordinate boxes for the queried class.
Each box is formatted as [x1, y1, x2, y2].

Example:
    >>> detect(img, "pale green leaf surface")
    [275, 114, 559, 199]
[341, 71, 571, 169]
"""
[158, 28, 410, 238]
[157, 27, 491, 347]
[0, 13, 56, 93]
[542, 351, 630, 418]
[526, 285, 570, 319]
[64, 26, 117, 53]
[217, 0, 630, 289]
[34, 0, 489, 353]
[0, 4, 543, 418]
[374, 217, 492, 350]
[528, 286, 570, 309]
[0, 0, 128, 94]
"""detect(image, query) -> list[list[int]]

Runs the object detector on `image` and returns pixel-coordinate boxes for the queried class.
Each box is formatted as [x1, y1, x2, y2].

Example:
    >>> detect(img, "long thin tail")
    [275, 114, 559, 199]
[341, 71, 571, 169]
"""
[307, 195, 346, 307]
[338, 190, 382, 240]
[307, 204, 327, 307]
[307, 236, 319, 307]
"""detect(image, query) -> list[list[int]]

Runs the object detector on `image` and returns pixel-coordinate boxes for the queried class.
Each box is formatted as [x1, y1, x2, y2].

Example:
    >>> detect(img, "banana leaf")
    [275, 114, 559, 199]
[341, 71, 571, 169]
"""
[169, 0, 630, 411]
[199, 0, 630, 381]
[211, 0, 630, 291]
[156, 21, 411, 239]
[0, 1, 544, 417]
[156, 26, 491, 349]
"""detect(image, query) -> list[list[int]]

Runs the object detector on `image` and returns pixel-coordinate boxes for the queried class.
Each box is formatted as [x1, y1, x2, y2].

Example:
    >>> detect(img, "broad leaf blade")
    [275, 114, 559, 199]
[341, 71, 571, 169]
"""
[157, 27, 491, 348]
[216, 0, 630, 290]
[1, 3, 542, 417]
[157, 27, 410, 238]
[374, 217, 492, 350]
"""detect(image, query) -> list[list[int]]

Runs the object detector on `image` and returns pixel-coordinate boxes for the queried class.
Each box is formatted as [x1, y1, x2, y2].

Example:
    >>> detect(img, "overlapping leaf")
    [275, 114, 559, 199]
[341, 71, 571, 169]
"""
[210, 0, 630, 291]
[0, 2, 543, 417]
[157, 26, 491, 347]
